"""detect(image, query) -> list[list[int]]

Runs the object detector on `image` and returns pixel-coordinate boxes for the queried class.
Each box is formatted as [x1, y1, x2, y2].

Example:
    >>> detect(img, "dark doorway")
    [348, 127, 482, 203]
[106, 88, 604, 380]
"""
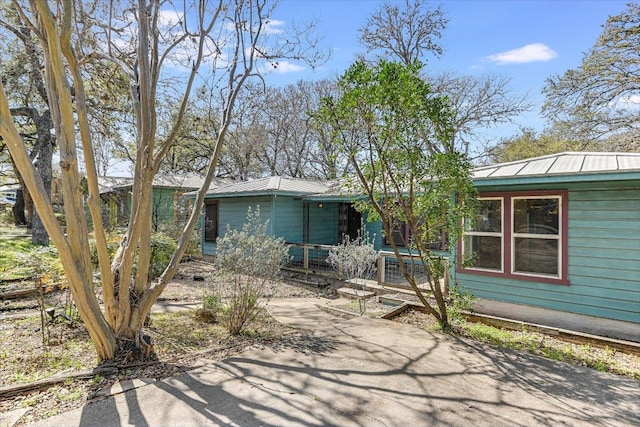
[338, 202, 362, 243]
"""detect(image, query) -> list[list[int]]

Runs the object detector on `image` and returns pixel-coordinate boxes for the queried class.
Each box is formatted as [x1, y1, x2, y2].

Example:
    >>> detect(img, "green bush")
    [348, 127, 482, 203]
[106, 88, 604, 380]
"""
[148, 232, 177, 279]
[89, 231, 177, 280]
[158, 220, 200, 259]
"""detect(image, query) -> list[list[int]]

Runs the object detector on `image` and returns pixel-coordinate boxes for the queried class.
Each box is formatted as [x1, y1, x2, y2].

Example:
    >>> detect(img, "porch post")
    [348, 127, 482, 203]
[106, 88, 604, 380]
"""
[377, 253, 384, 286]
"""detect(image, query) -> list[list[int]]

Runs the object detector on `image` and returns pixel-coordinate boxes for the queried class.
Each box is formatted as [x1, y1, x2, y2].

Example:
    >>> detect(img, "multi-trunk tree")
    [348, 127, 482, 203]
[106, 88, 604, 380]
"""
[0, 0, 322, 363]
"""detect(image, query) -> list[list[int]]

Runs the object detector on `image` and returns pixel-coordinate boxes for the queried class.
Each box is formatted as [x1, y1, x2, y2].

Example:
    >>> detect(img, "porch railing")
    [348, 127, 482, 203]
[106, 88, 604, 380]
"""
[377, 250, 449, 294]
[284, 243, 337, 277]
[284, 243, 449, 293]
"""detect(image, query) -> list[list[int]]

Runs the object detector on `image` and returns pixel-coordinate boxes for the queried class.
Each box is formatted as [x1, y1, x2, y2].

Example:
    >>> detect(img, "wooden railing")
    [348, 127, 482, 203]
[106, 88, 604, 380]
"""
[283, 242, 338, 277]
[376, 251, 449, 294]
[284, 243, 449, 294]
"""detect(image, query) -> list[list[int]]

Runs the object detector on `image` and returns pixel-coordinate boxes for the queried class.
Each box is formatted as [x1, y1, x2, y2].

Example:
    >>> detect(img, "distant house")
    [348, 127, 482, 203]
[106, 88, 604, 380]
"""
[199, 152, 640, 327]
[99, 174, 210, 229]
[454, 152, 640, 325]
[0, 185, 18, 206]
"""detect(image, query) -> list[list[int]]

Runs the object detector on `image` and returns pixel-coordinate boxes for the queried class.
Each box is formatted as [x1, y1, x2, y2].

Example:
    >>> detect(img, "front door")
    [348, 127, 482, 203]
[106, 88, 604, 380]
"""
[338, 202, 362, 243]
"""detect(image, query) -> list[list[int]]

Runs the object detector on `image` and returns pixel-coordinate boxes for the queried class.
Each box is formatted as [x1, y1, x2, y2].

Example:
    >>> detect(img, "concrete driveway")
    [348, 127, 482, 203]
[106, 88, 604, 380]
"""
[32, 298, 640, 426]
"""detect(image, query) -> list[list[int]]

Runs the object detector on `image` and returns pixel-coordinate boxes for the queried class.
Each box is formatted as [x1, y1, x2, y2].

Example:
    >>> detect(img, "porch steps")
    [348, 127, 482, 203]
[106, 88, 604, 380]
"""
[336, 287, 376, 300]
[343, 278, 421, 297]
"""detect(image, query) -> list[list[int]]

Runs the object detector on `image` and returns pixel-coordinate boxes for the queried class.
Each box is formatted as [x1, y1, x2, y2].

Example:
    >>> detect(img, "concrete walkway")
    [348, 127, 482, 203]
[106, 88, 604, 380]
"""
[31, 298, 640, 427]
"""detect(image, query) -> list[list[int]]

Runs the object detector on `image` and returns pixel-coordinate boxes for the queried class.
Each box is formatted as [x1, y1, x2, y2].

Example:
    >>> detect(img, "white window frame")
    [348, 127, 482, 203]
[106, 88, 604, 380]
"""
[463, 197, 504, 273]
[511, 195, 562, 280]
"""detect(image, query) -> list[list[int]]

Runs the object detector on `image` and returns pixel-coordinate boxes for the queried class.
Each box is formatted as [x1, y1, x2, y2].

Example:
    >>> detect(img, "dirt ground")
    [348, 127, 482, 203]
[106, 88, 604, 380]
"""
[1, 260, 639, 425]
[0, 260, 335, 425]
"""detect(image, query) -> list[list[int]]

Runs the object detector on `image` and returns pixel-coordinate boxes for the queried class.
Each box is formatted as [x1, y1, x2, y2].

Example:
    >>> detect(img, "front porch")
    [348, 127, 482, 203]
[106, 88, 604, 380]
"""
[283, 243, 450, 294]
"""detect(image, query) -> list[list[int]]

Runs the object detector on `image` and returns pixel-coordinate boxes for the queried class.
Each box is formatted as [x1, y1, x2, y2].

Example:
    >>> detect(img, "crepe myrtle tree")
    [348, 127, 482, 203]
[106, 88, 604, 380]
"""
[0, 0, 323, 363]
[316, 60, 477, 329]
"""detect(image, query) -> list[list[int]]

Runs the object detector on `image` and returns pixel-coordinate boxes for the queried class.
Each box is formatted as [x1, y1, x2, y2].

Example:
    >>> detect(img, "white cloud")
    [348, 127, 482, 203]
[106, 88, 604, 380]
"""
[487, 43, 557, 65]
[267, 61, 306, 74]
[158, 9, 184, 27]
[264, 19, 285, 35]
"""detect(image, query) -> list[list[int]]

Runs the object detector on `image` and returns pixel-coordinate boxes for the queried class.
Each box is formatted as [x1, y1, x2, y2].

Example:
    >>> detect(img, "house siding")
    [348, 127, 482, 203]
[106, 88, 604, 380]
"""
[274, 196, 305, 243]
[201, 196, 271, 256]
[455, 181, 640, 324]
[307, 203, 339, 245]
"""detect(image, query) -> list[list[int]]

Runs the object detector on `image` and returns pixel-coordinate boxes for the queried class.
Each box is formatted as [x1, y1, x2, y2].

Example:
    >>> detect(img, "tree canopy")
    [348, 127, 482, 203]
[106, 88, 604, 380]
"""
[543, 3, 640, 148]
[358, 0, 530, 159]
[316, 60, 476, 329]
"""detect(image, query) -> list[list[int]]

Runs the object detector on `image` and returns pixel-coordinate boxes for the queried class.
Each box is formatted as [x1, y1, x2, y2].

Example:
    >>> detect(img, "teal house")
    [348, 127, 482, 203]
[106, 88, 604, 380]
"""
[201, 177, 371, 268]
[99, 174, 211, 230]
[455, 152, 640, 326]
[200, 152, 640, 327]
[199, 176, 446, 272]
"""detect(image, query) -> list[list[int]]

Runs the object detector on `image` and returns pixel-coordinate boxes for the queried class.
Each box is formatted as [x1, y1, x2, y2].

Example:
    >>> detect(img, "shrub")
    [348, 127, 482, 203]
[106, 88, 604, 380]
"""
[148, 232, 177, 279]
[327, 226, 378, 315]
[215, 207, 291, 335]
[88, 231, 177, 280]
[158, 220, 201, 259]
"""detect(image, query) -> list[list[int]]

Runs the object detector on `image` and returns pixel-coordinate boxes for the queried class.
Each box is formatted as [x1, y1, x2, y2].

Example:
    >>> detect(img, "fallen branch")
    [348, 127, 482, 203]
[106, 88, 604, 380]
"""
[0, 366, 117, 399]
[0, 283, 63, 300]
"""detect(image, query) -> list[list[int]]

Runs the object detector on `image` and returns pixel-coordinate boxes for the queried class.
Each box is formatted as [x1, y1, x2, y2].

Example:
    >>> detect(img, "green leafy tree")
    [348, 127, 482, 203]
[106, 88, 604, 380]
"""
[487, 127, 581, 164]
[543, 3, 640, 148]
[317, 60, 476, 329]
[359, 0, 530, 158]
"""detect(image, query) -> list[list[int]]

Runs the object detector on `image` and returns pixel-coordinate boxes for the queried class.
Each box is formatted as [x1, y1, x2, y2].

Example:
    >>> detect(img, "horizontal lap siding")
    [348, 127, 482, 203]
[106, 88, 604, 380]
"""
[567, 186, 640, 322]
[457, 183, 640, 324]
[274, 197, 304, 243]
[308, 203, 338, 245]
[202, 196, 271, 256]
[219, 197, 272, 235]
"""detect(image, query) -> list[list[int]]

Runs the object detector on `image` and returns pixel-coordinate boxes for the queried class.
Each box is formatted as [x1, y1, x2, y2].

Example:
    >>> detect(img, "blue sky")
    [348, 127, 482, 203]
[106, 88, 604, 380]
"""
[263, 0, 628, 142]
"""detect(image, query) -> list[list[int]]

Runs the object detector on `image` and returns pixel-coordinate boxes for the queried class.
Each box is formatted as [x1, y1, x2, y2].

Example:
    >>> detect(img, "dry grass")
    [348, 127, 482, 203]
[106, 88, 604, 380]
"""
[393, 309, 640, 380]
[0, 308, 297, 425]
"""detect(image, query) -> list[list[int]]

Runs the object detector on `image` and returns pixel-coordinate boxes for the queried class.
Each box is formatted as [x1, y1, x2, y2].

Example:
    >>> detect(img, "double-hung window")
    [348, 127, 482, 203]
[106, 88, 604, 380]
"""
[512, 196, 561, 276]
[463, 198, 503, 271]
[461, 191, 568, 284]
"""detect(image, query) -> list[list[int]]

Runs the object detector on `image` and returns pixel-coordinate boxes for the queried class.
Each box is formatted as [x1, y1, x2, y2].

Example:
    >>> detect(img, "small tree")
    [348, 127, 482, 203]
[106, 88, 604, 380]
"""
[317, 60, 477, 330]
[327, 226, 378, 315]
[215, 207, 291, 335]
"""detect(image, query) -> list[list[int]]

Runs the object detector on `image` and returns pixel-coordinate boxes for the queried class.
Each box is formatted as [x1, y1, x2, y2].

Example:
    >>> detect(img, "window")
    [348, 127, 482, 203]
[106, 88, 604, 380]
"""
[384, 219, 412, 247]
[204, 202, 218, 242]
[512, 197, 560, 276]
[463, 198, 503, 271]
[461, 191, 568, 284]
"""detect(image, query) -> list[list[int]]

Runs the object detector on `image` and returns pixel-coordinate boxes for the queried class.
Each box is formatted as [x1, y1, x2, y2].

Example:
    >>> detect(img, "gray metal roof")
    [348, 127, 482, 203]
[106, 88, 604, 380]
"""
[473, 152, 640, 180]
[206, 176, 331, 196]
[99, 174, 216, 194]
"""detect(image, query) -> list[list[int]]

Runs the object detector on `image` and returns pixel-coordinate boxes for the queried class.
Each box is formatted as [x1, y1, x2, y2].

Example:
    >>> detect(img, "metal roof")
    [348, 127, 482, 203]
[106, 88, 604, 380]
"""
[473, 152, 640, 180]
[206, 176, 331, 196]
[98, 174, 217, 194]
